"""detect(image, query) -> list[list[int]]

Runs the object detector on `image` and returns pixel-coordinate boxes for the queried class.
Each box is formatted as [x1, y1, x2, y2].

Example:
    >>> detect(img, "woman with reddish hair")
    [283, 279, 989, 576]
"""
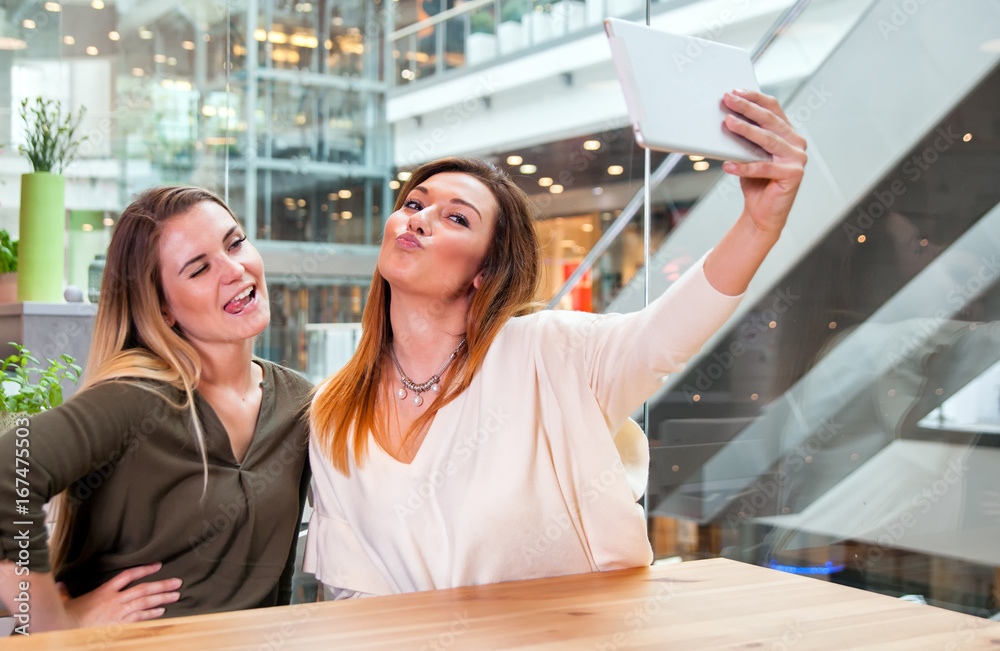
[306, 90, 807, 598]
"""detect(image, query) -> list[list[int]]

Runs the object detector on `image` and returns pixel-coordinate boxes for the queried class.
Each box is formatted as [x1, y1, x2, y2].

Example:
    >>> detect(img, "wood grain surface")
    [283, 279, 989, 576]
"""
[5, 558, 1000, 649]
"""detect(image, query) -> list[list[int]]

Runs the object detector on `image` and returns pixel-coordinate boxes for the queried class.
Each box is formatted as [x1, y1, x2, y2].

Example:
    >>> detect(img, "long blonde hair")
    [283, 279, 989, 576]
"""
[311, 157, 541, 474]
[49, 186, 238, 572]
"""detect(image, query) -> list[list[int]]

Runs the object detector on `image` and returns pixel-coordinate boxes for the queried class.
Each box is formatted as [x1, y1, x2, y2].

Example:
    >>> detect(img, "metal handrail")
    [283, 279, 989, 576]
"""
[545, 0, 813, 309]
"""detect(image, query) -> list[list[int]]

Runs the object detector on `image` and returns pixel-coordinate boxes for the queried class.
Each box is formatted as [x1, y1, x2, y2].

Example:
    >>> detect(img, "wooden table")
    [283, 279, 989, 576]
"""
[6, 558, 1000, 649]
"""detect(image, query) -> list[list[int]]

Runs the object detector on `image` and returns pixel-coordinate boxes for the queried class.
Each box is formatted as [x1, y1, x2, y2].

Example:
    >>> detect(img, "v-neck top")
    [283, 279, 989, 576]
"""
[0, 359, 313, 616]
[304, 255, 743, 597]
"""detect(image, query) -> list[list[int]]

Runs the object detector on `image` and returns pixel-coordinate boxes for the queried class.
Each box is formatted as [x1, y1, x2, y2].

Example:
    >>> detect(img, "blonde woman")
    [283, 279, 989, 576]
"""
[0, 187, 311, 631]
[305, 90, 807, 598]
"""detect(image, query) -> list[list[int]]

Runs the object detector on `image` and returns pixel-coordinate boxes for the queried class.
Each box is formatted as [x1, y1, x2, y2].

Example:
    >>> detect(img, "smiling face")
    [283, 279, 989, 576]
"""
[378, 172, 499, 300]
[157, 201, 270, 349]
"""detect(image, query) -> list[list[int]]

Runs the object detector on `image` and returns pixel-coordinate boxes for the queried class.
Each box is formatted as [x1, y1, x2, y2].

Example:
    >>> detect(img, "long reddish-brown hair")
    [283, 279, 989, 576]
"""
[311, 157, 541, 474]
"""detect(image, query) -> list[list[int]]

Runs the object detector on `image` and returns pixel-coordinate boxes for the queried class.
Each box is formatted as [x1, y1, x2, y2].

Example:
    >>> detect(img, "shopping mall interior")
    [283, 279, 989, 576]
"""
[0, 0, 997, 621]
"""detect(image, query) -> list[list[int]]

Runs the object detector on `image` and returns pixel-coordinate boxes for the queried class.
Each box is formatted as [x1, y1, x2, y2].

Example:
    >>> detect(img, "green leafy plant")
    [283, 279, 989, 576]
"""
[471, 11, 496, 34]
[0, 230, 16, 274]
[1, 343, 81, 414]
[501, 0, 528, 23]
[18, 97, 89, 174]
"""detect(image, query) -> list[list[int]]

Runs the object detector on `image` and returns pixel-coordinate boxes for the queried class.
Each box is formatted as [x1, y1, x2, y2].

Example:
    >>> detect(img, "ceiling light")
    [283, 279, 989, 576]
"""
[82, 224, 94, 232]
[45, 2, 61, 12]
[538, 177, 553, 187]
[108, 31, 120, 41]
[398, 171, 411, 181]
[506, 155, 523, 165]
[341, 211, 353, 220]
[268, 31, 288, 44]
[139, 28, 153, 40]
[519, 164, 537, 174]
[131, 67, 144, 76]
[86, 46, 98, 55]
[167, 57, 177, 66]
[401, 69, 415, 80]
[103, 217, 114, 226]
[338, 189, 352, 199]
[549, 184, 564, 194]
[63, 35, 75, 45]
[581, 223, 594, 232]
[389, 180, 400, 189]
[963, 133, 972, 142]
[92, 0, 105, 8]
[154, 54, 166, 63]
[22, 19, 36, 29]
[254, 29, 267, 41]
[297, 199, 306, 207]
[182, 40, 195, 50]
[693, 161, 710, 171]
[583, 140, 601, 151]
[689, 155, 705, 161]
[607, 165, 624, 175]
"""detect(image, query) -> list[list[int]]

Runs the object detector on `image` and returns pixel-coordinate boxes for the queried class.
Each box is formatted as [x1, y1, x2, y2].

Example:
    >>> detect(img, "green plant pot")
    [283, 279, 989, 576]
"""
[17, 172, 65, 302]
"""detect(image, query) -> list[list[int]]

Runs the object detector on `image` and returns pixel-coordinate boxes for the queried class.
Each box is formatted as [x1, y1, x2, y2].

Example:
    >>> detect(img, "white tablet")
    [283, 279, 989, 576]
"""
[604, 18, 769, 162]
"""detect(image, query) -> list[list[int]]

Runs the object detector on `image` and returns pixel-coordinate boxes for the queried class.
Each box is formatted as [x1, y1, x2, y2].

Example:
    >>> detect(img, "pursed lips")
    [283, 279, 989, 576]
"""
[396, 232, 423, 249]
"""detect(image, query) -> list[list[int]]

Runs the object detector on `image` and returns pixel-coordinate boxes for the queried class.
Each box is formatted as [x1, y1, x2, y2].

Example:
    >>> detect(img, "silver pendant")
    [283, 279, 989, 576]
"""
[413, 394, 423, 407]
[396, 387, 407, 400]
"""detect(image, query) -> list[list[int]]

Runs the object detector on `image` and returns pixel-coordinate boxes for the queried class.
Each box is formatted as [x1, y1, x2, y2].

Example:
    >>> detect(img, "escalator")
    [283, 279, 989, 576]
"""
[553, 0, 1000, 616]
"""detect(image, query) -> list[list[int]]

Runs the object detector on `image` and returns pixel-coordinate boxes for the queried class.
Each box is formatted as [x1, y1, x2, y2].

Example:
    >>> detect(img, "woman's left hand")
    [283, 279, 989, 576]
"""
[720, 89, 808, 237]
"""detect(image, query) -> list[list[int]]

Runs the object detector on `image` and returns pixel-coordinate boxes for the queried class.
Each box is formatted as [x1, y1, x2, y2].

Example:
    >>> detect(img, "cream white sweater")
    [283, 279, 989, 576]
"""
[304, 255, 742, 597]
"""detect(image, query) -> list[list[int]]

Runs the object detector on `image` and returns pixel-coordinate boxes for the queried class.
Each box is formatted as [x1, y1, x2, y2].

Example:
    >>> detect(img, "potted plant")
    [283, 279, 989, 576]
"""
[0, 342, 81, 432]
[498, 0, 527, 54]
[467, 10, 497, 65]
[0, 229, 17, 303]
[17, 97, 88, 303]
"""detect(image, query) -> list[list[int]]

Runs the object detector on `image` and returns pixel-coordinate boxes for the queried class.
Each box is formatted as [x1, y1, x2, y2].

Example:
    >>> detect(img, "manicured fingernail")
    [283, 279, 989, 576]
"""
[723, 162, 737, 173]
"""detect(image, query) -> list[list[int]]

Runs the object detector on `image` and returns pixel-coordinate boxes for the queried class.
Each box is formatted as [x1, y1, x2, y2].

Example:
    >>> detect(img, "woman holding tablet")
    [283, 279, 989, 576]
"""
[0, 187, 311, 631]
[306, 90, 807, 598]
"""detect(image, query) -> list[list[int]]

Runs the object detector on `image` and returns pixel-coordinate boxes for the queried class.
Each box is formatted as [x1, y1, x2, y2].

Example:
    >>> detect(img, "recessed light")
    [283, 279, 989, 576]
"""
[63, 35, 75, 45]
[23, 19, 36, 29]
[154, 54, 166, 63]
[103, 217, 114, 226]
[538, 177, 553, 187]
[338, 189, 352, 199]
[519, 164, 537, 174]
[82, 223, 94, 231]
[389, 180, 400, 189]
[398, 171, 411, 181]
[341, 211, 353, 220]
[45, 2, 61, 12]
[549, 184, 564, 194]
[139, 28, 154, 40]
[693, 161, 710, 171]
[506, 155, 523, 165]
[607, 165, 624, 175]
[583, 140, 601, 151]
[182, 41, 196, 50]
[689, 155, 705, 161]
[581, 223, 594, 232]
[86, 46, 98, 55]
[91, 0, 105, 8]
[297, 199, 306, 207]
[963, 133, 972, 142]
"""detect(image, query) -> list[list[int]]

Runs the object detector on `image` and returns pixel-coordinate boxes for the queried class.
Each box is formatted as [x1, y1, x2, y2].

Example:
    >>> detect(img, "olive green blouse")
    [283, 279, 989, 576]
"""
[0, 359, 312, 617]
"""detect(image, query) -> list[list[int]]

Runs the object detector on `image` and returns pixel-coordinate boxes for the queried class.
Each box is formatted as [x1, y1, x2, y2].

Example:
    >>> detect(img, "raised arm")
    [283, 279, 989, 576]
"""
[704, 89, 807, 295]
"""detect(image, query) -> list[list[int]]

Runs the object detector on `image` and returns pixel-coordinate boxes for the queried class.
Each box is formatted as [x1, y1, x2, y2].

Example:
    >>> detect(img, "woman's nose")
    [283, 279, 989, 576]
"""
[407, 207, 431, 236]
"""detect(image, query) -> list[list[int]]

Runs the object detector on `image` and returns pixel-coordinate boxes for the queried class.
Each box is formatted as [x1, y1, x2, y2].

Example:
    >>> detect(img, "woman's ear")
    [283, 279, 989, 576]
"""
[472, 270, 484, 290]
[163, 312, 175, 328]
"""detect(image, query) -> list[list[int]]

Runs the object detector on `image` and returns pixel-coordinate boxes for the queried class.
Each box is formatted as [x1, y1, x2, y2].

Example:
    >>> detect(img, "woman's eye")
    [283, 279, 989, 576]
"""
[190, 265, 207, 278]
[404, 199, 422, 210]
[230, 236, 246, 250]
[450, 214, 470, 228]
